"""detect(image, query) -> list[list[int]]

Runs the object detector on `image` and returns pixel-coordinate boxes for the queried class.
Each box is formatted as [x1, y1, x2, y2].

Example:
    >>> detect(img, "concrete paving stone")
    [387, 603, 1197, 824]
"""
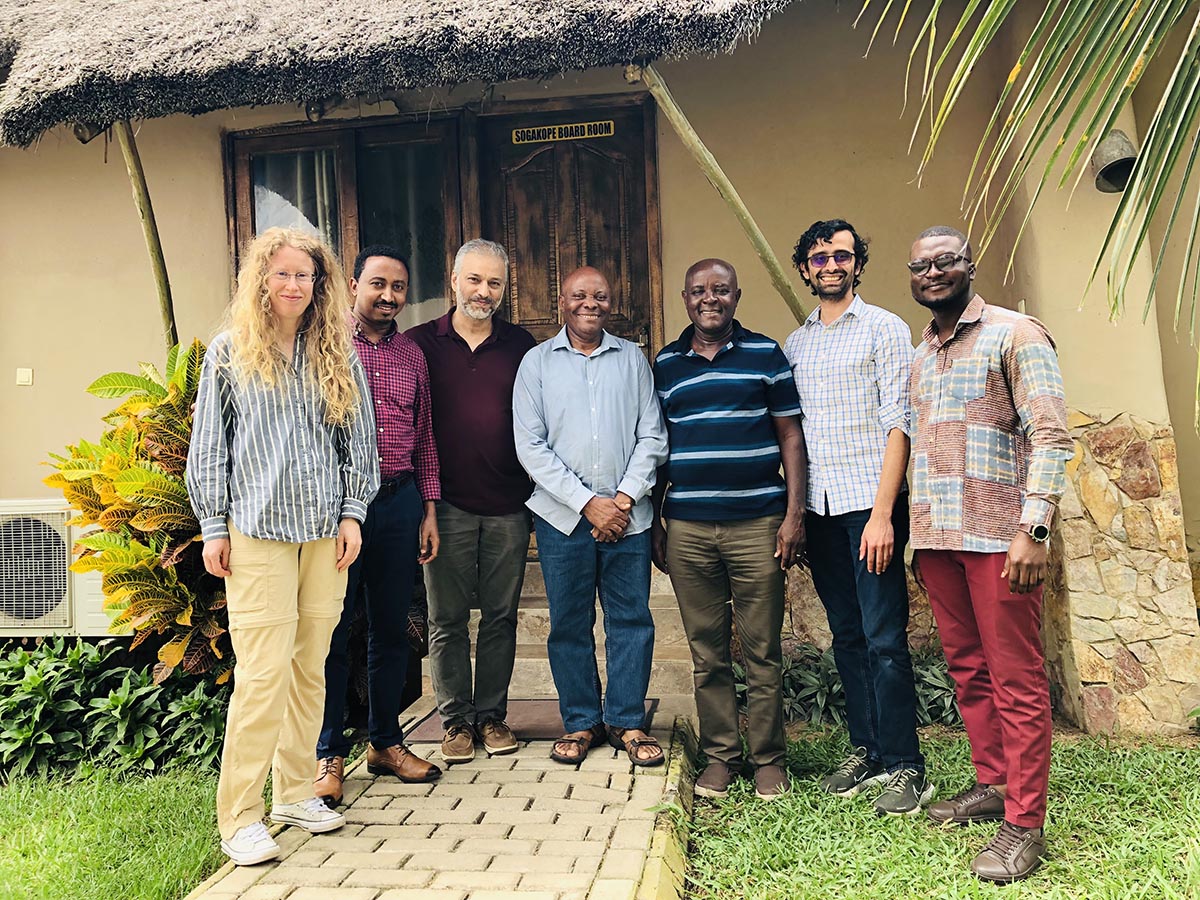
[537, 840, 606, 857]
[586, 878, 637, 900]
[486, 856, 576, 874]
[461, 755, 519, 769]
[210, 864, 269, 893]
[452, 839, 537, 856]
[538, 770, 610, 786]
[366, 783, 438, 797]
[429, 871, 521, 890]
[238, 886, 293, 900]
[287, 849, 333, 866]
[276, 826, 315, 859]
[359, 824, 438, 839]
[609, 820, 654, 850]
[301, 835, 385, 853]
[355, 795, 393, 808]
[553, 811, 620, 828]
[509, 824, 588, 841]
[511, 758, 561, 770]
[377, 889, 466, 900]
[410, 744, 442, 760]
[431, 823, 513, 840]
[572, 858, 602, 877]
[596, 850, 646, 881]
[342, 781, 372, 805]
[260, 866, 352, 886]
[386, 796, 462, 810]
[497, 782, 569, 799]
[561, 892, 588, 900]
[607, 774, 633, 792]
[435, 768, 480, 784]
[404, 851, 492, 871]
[405, 808, 484, 824]
[576, 752, 632, 774]
[480, 810, 554, 825]
[586, 825, 613, 842]
[628, 779, 666, 805]
[530, 797, 604, 815]
[430, 783, 499, 799]
[376, 838, 458, 855]
[456, 798, 533, 814]
[198, 892, 239, 899]
[347, 809, 416, 825]
[326, 851, 412, 869]
[632, 764, 667, 778]
[480, 769, 545, 783]
[289, 888, 379, 900]
[569, 785, 630, 805]
[615, 803, 656, 821]
[344, 870, 436, 889]
[517, 873, 595, 893]
[470, 892, 558, 900]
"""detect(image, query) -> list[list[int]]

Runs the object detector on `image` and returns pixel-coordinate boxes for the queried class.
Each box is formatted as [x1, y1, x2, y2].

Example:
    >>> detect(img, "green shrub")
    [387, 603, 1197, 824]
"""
[0, 638, 228, 777]
[735, 643, 961, 727]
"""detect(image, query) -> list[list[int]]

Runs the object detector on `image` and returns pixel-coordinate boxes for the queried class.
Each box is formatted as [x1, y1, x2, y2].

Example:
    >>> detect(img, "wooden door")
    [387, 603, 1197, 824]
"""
[479, 100, 662, 352]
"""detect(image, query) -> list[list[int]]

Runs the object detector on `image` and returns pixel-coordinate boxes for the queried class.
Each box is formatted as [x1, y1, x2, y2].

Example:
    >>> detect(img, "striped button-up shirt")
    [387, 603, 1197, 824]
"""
[187, 331, 380, 543]
[655, 322, 802, 522]
[352, 323, 440, 501]
[909, 295, 1073, 552]
[783, 295, 914, 516]
[513, 328, 668, 536]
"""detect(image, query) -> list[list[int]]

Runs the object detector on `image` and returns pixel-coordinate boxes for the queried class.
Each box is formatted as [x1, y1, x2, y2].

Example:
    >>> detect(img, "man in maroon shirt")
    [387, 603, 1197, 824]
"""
[407, 239, 537, 763]
[315, 245, 442, 805]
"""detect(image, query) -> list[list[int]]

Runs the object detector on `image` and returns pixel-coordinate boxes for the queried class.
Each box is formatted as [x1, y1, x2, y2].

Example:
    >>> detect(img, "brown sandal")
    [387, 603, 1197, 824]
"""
[550, 725, 607, 764]
[608, 727, 665, 767]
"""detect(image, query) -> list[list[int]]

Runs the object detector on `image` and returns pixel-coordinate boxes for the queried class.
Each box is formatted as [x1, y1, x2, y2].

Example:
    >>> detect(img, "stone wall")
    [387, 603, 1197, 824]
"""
[1045, 411, 1200, 734]
[783, 409, 1200, 735]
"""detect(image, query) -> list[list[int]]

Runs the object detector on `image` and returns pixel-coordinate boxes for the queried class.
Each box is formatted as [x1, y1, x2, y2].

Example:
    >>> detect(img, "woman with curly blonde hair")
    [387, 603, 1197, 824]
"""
[187, 227, 379, 866]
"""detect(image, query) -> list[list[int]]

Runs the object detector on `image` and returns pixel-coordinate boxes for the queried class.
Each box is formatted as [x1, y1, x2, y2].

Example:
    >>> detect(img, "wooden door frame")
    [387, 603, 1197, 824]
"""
[221, 91, 664, 354]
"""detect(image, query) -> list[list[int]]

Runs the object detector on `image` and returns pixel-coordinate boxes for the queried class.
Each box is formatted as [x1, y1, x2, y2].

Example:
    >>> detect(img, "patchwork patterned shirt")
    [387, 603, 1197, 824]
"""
[909, 295, 1072, 552]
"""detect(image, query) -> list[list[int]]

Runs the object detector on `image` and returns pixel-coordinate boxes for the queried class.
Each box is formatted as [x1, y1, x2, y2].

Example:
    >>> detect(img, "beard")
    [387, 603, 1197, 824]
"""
[456, 286, 499, 321]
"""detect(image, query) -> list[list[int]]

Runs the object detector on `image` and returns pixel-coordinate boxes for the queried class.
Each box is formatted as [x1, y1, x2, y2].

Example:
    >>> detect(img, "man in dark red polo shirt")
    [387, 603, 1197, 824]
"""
[407, 239, 537, 763]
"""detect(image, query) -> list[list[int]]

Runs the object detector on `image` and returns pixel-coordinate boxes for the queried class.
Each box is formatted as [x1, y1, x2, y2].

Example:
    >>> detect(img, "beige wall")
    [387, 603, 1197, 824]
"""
[1131, 19, 1200, 547]
[0, 0, 1176, 503]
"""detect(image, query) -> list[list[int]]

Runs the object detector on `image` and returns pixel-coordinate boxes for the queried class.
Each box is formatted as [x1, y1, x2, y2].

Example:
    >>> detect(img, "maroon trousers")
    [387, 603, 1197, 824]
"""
[918, 549, 1051, 828]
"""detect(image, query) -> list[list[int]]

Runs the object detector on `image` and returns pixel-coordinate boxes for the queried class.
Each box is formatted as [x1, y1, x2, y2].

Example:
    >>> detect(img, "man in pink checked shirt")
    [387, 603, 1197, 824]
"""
[315, 244, 443, 804]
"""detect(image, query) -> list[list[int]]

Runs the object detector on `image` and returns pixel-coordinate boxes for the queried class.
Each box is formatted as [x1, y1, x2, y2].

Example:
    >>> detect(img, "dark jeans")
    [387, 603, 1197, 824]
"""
[806, 498, 924, 772]
[317, 480, 422, 758]
[532, 515, 655, 733]
[424, 501, 530, 729]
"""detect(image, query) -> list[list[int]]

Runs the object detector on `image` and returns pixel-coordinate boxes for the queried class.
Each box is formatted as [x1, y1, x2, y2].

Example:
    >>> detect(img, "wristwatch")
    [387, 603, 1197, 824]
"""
[1026, 523, 1051, 544]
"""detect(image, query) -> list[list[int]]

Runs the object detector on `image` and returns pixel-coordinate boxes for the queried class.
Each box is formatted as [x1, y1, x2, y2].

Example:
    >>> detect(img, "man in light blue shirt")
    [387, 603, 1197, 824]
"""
[513, 266, 669, 767]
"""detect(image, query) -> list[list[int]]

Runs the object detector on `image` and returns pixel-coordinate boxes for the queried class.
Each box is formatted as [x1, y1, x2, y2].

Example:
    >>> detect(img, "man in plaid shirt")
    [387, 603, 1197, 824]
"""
[907, 225, 1072, 883]
[784, 219, 929, 817]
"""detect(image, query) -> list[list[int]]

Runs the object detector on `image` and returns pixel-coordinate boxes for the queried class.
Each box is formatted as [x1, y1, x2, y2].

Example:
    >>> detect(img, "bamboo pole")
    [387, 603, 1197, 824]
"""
[113, 120, 178, 350]
[628, 63, 807, 323]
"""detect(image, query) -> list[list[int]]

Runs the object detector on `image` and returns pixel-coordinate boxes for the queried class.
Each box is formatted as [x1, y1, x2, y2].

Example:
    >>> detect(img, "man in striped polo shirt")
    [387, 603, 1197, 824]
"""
[651, 258, 806, 801]
[784, 219, 930, 817]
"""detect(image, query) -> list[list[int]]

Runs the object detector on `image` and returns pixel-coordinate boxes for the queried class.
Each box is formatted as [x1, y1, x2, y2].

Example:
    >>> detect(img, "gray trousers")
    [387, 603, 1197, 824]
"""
[424, 500, 530, 728]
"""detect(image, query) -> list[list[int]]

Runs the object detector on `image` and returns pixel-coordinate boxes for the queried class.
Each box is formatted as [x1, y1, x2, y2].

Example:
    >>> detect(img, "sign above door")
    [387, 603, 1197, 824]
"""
[511, 120, 615, 145]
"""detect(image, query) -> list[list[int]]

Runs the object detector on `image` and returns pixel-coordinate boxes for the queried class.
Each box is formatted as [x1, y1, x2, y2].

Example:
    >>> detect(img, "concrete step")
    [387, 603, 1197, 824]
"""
[465, 599, 689, 649]
[507, 643, 695, 699]
[520, 561, 675, 600]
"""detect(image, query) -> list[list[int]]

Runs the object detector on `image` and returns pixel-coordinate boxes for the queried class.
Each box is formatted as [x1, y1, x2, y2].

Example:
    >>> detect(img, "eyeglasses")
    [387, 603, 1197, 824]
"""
[806, 250, 855, 269]
[907, 252, 968, 275]
[268, 271, 318, 285]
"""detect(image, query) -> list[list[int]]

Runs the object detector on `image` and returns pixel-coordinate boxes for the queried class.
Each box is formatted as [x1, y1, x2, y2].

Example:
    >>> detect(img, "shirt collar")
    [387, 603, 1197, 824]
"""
[436, 307, 505, 348]
[921, 294, 986, 347]
[805, 294, 866, 327]
[676, 319, 746, 357]
[550, 327, 619, 355]
[352, 314, 397, 343]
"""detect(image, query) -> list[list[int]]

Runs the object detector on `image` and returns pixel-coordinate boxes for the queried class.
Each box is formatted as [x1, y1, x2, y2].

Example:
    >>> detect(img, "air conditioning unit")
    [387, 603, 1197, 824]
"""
[0, 498, 109, 637]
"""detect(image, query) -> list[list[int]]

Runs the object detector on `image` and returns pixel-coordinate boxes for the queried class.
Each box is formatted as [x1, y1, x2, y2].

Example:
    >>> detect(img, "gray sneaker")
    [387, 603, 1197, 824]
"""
[821, 748, 887, 797]
[873, 767, 935, 816]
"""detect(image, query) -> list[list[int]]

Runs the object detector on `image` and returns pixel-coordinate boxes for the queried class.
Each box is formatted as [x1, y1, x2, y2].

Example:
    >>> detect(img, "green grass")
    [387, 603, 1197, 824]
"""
[687, 728, 1200, 900]
[0, 767, 222, 900]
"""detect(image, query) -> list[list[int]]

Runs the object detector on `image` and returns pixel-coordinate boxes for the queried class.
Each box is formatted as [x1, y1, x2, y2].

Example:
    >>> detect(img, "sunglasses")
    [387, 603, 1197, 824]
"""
[907, 251, 969, 275]
[806, 250, 856, 268]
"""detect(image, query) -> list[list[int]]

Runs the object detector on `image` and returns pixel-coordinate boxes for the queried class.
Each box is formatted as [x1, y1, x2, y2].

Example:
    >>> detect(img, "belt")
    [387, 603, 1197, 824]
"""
[378, 472, 414, 495]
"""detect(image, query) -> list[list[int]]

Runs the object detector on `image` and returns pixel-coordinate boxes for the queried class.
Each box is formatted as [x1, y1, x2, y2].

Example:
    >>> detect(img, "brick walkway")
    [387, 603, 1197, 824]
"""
[189, 703, 675, 900]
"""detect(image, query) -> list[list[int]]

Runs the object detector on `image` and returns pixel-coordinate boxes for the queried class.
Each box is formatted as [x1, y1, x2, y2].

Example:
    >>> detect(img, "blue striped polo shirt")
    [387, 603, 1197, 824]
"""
[654, 321, 802, 522]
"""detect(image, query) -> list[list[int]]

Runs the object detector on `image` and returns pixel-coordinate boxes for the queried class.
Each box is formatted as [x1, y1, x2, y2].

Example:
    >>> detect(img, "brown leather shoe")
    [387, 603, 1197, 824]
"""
[970, 822, 1047, 883]
[477, 719, 518, 756]
[441, 724, 476, 763]
[367, 743, 441, 783]
[927, 783, 1005, 827]
[314, 756, 344, 808]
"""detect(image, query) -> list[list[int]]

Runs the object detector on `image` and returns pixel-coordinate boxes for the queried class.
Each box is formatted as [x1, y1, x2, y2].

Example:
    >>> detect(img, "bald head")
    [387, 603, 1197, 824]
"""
[685, 258, 738, 291]
[560, 266, 610, 298]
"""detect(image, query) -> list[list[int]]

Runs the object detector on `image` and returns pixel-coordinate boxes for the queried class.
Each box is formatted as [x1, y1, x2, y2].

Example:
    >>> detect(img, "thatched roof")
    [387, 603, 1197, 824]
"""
[0, 0, 791, 147]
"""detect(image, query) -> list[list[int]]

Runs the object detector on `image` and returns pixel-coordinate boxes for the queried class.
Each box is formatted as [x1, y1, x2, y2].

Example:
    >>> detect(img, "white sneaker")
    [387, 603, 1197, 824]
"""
[270, 796, 346, 833]
[220, 821, 280, 866]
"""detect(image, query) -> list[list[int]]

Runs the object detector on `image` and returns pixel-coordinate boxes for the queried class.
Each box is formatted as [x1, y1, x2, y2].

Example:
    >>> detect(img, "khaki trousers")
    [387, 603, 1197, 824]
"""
[666, 515, 786, 768]
[216, 523, 347, 840]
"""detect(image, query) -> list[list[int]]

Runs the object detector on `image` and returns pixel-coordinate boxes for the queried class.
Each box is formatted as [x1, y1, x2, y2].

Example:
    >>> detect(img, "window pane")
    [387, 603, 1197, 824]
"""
[357, 142, 448, 329]
[251, 150, 340, 254]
